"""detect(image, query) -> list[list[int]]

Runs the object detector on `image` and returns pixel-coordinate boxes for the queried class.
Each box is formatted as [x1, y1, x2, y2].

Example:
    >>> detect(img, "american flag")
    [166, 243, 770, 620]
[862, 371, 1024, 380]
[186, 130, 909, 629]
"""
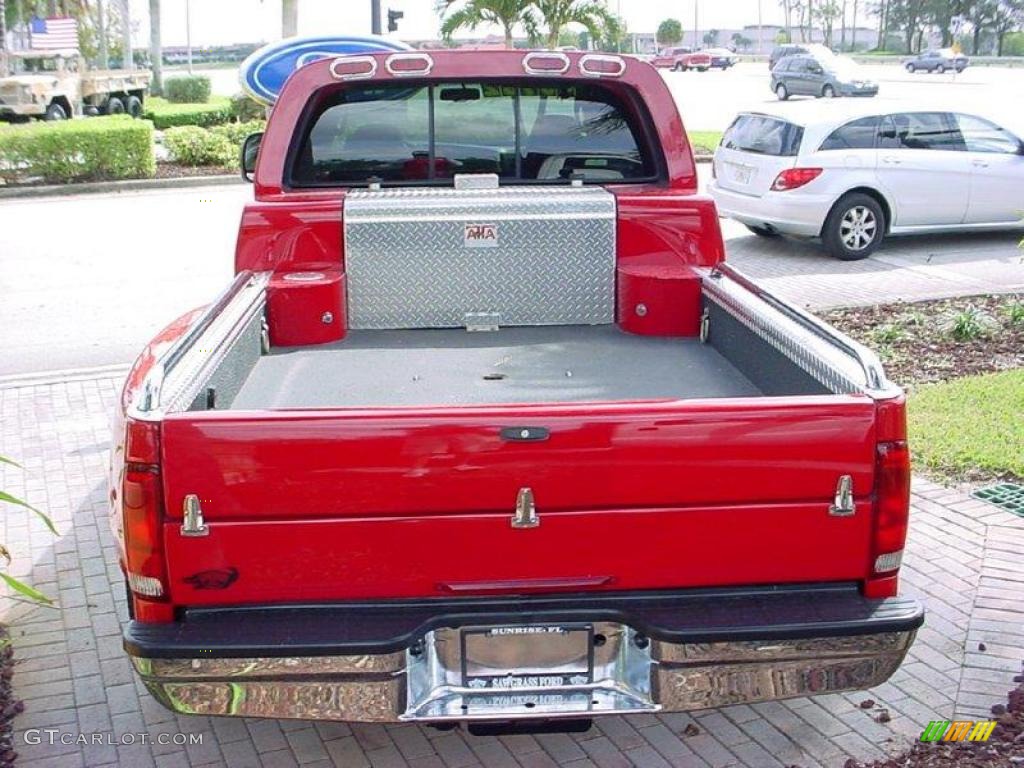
[29, 17, 80, 51]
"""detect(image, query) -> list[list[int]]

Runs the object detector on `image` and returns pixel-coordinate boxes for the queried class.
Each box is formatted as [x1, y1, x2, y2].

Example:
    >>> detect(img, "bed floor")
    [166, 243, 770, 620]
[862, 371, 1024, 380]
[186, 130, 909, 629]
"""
[229, 325, 762, 409]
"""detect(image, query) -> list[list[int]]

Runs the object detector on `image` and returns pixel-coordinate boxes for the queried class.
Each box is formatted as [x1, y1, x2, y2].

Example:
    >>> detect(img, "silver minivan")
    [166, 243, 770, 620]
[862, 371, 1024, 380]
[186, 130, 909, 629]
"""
[771, 55, 878, 100]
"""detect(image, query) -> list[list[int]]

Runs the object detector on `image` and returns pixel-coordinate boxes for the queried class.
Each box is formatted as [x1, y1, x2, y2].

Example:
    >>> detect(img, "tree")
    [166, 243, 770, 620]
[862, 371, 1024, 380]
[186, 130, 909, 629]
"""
[994, 0, 1024, 54]
[965, 0, 999, 53]
[529, 0, 614, 49]
[437, 0, 533, 48]
[778, 0, 796, 34]
[815, 0, 842, 45]
[702, 28, 719, 45]
[851, 0, 859, 48]
[148, 0, 161, 94]
[731, 31, 754, 50]
[595, 13, 627, 51]
[282, 0, 298, 37]
[656, 18, 682, 46]
[924, 0, 963, 47]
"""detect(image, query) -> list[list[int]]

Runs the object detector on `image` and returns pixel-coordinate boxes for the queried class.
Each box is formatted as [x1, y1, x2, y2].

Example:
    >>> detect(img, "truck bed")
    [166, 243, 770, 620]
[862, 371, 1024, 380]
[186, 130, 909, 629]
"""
[230, 325, 761, 410]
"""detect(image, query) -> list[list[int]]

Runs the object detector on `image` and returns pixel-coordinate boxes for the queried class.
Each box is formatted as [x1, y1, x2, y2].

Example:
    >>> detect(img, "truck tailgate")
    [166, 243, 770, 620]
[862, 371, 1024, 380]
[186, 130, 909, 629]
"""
[160, 397, 878, 604]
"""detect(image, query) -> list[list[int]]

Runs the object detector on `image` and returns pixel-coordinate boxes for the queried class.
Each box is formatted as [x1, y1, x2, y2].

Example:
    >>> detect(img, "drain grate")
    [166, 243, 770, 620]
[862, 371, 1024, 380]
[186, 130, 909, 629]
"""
[972, 482, 1024, 516]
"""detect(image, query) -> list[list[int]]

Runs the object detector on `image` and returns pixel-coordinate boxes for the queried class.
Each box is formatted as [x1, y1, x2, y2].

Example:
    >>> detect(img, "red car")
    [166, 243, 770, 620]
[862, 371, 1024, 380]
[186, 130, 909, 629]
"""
[653, 46, 713, 71]
[116, 48, 921, 727]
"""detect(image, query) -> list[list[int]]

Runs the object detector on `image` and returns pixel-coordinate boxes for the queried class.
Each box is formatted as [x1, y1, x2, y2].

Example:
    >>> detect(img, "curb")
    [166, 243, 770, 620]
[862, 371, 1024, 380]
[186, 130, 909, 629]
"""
[0, 363, 131, 390]
[0, 174, 244, 201]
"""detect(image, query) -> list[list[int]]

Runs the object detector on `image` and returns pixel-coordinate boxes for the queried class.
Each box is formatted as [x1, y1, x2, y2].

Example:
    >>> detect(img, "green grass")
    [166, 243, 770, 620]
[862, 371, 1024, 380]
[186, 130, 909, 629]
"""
[908, 369, 1024, 480]
[689, 130, 723, 154]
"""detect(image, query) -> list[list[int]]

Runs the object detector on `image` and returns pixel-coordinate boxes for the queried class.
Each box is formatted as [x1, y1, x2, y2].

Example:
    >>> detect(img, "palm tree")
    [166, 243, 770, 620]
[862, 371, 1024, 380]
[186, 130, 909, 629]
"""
[148, 0, 161, 94]
[437, 0, 532, 48]
[529, 0, 614, 49]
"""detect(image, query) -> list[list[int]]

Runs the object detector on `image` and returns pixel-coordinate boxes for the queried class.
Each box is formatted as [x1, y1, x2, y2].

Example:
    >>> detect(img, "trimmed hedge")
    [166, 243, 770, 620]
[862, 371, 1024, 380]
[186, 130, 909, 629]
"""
[164, 75, 212, 104]
[163, 121, 266, 168]
[143, 96, 232, 129]
[0, 116, 155, 184]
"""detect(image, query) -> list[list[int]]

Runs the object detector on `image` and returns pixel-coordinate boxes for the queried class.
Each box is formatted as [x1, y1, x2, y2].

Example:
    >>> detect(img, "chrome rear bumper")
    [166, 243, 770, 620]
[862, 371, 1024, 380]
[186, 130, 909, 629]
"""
[133, 626, 916, 722]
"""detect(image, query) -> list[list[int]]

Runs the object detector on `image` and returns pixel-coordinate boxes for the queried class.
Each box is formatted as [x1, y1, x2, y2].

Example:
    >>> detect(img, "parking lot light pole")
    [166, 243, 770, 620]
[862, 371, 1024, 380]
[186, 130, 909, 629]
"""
[185, 0, 192, 74]
[371, 0, 382, 35]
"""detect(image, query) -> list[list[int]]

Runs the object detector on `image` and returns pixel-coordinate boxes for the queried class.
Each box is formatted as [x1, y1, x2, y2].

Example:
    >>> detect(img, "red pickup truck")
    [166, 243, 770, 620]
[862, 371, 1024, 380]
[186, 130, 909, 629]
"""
[115, 49, 922, 727]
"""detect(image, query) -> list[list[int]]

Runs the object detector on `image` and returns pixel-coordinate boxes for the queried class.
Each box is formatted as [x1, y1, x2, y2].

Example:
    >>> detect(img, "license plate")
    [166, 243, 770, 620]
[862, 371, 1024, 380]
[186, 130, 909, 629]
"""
[726, 162, 754, 184]
[461, 625, 594, 690]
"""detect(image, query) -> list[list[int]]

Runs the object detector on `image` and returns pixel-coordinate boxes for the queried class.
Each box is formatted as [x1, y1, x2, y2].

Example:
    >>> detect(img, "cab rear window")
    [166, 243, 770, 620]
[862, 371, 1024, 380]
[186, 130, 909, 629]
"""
[289, 81, 656, 186]
[722, 115, 803, 157]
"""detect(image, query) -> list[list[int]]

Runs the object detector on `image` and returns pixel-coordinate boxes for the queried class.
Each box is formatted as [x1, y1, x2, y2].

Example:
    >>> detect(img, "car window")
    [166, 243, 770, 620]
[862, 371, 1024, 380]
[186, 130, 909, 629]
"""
[291, 81, 654, 186]
[820, 116, 881, 151]
[956, 113, 1022, 154]
[722, 115, 803, 156]
[878, 112, 965, 151]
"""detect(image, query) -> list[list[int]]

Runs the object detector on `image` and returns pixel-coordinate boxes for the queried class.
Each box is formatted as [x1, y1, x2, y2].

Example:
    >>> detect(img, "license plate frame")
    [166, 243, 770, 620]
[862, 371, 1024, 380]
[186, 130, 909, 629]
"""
[727, 162, 754, 184]
[460, 624, 595, 691]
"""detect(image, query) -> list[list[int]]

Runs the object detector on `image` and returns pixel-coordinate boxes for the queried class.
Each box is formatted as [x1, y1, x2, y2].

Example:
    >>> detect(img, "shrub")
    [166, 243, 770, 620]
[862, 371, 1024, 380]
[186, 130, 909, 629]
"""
[143, 96, 232, 129]
[870, 324, 905, 345]
[0, 116, 154, 184]
[944, 306, 996, 341]
[163, 125, 235, 167]
[164, 75, 212, 104]
[1005, 301, 1024, 326]
[211, 120, 266, 147]
[229, 93, 266, 122]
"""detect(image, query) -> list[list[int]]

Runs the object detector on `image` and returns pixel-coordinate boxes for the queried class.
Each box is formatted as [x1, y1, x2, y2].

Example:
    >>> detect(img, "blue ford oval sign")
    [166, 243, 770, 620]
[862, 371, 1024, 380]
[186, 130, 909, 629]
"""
[240, 36, 413, 105]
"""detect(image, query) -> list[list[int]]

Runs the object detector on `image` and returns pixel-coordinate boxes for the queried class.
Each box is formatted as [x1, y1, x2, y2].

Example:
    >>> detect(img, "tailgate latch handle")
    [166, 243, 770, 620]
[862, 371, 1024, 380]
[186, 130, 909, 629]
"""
[181, 494, 210, 537]
[512, 487, 540, 529]
[829, 475, 856, 517]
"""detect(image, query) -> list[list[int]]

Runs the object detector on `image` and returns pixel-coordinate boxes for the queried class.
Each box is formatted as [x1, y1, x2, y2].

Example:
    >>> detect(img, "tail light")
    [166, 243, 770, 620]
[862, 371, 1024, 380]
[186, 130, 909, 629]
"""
[771, 167, 823, 191]
[120, 417, 171, 617]
[123, 468, 168, 599]
[871, 441, 910, 575]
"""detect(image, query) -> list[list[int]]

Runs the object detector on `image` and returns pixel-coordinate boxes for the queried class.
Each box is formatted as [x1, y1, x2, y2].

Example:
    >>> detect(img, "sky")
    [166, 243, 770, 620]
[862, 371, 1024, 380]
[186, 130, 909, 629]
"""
[126, 0, 835, 48]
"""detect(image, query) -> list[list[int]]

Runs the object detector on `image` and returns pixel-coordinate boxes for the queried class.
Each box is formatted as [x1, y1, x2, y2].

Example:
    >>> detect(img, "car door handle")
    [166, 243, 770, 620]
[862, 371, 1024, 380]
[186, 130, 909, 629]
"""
[972, 158, 989, 168]
[881, 156, 902, 165]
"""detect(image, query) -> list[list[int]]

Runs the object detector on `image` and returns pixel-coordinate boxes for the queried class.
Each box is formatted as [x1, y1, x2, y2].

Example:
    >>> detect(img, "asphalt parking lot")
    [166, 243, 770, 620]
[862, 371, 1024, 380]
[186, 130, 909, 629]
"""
[1, 171, 1021, 377]
[661, 61, 1024, 132]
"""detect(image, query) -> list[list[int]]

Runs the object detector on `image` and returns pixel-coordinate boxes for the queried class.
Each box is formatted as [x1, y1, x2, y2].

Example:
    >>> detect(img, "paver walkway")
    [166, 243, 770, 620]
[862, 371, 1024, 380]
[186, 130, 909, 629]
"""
[2, 373, 1022, 768]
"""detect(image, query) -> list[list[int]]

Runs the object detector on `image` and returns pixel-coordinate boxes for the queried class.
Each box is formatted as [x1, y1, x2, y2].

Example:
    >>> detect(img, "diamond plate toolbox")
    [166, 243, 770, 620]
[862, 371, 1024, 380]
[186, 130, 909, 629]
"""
[343, 186, 616, 329]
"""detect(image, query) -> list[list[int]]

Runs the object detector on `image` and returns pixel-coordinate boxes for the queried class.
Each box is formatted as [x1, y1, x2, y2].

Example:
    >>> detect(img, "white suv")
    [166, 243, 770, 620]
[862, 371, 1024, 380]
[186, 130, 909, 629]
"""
[708, 103, 1024, 259]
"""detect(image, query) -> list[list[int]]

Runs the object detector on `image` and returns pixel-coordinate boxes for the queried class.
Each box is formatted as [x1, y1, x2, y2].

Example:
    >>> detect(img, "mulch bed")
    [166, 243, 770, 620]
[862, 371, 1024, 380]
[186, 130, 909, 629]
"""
[822, 294, 1024, 388]
[154, 162, 234, 179]
[0, 626, 17, 768]
[839, 674, 1024, 768]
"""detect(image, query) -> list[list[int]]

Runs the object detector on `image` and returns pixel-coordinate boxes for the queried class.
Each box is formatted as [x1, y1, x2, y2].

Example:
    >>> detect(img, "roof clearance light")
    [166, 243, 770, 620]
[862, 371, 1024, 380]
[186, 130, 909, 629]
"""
[523, 51, 571, 75]
[579, 54, 626, 78]
[330, 56, 377, 81]
[385, 52, 434, 77]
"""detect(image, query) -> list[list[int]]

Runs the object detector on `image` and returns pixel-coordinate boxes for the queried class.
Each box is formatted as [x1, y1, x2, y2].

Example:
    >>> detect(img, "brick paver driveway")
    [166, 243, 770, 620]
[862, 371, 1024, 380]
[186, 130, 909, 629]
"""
[2, 372, 1022, 768]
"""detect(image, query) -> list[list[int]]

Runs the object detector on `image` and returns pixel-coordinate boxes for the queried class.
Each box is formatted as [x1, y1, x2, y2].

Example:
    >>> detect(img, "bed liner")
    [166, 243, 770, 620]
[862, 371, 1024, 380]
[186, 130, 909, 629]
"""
[229, 325, 761, 410]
